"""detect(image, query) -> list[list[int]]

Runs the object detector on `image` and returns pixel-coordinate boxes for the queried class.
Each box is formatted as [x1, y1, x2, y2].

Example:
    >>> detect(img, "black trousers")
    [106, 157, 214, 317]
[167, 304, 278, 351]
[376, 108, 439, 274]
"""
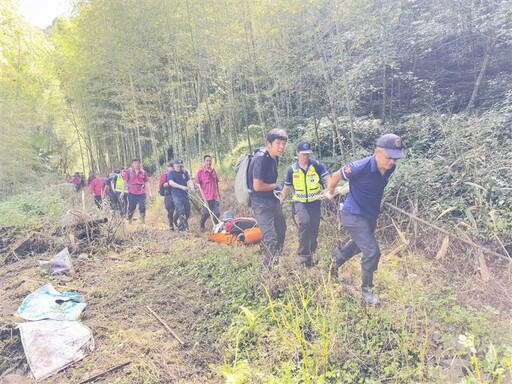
[200, 200, 220, 229]
[294, 201, 321, 262]
[93, 195, 102, 209]
[174, 198, 191, 231]
[338, 211, 380, 274]
[164, 194, 178, 229]
[251, 200, 287, 268]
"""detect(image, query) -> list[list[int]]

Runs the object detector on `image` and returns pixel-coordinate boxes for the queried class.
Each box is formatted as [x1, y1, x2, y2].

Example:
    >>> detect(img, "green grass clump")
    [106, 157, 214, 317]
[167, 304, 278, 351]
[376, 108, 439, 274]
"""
[0, 185, 67, 229]
[216, 265, 512, 383]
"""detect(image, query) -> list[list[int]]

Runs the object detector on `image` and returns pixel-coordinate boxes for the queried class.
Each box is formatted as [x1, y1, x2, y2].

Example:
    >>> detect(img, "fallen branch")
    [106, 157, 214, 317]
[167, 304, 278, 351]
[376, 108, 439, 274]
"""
[78, 361, 131, 384]
[384, 202, 511, 262]
[146, 305, 185, 346]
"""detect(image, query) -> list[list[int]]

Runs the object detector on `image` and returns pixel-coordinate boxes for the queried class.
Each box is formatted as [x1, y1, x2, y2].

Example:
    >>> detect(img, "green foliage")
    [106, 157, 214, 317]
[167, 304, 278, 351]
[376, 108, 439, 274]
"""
[0, 185, 68, 229]
[386, 110, 512, 245]
[216, 267, 511, 383]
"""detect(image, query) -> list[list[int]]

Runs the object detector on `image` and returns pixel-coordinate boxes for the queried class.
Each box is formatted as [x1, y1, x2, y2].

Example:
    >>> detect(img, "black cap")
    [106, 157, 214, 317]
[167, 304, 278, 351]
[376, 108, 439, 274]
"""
[296, 142, 313, 154]
[174, 159, 184, 165]
[376, 134, 405, 159]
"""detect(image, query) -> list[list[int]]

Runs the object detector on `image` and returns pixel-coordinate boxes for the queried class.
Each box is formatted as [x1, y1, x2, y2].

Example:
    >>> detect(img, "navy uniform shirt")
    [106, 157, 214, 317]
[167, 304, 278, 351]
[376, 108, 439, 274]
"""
[168, 170, 190, 200]
[248, 149, 279, 206]
[341, 155, 395, 220]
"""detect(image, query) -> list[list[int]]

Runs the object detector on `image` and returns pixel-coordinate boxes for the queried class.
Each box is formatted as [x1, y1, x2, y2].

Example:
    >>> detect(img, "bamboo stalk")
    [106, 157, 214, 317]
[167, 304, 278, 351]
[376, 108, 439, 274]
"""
[146, 305, 185, 345]
[384, 202, 510, 261]
[79, 361, 131, 384]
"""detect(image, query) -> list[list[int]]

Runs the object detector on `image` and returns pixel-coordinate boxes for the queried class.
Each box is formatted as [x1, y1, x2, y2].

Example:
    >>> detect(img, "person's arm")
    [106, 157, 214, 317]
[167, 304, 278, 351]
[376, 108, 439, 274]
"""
[328, 170, 342, 196]
[252, 157, 279, 192]
[168, 172, 188, 191]
[144, 174, 153, 198]
[121, 172, 128, 195]
[194, 170, 201, 188]
[280, 185, 292, 204]
[253, 179, 279, 192]
[184, 171, 194, 189]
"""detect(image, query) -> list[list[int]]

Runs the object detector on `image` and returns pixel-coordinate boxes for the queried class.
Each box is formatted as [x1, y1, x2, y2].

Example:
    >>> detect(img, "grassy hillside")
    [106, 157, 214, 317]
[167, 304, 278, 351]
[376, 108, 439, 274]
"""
[1, 181, 511, 383]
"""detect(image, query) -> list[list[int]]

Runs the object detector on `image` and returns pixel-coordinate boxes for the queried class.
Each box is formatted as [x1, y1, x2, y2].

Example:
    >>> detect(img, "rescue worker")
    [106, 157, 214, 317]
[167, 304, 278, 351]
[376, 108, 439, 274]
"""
[280, 142, 331, 267]
[327, 133, 405, 304]
[110, 169, 123, 213]
[71, 172, 82, 192]
[195, 155, 221, 232]
[167, 159, 193, 232]
[122, 158, 153, 223]
[89, 173, 105, 209]
[161, 162, 178, 231]
[248, 128, 288, 269]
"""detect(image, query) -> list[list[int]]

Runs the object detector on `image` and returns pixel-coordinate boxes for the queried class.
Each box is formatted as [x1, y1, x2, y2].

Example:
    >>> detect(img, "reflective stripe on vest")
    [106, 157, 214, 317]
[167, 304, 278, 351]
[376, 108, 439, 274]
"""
[292, 163, 322, 203]
[114, 174, 124, 192]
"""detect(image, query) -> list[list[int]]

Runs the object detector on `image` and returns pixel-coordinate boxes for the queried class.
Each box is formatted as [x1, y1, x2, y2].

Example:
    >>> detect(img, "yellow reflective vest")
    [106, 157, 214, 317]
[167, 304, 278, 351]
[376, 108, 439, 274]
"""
[291, 162, 322, 203]
[114, 174, 125, 193]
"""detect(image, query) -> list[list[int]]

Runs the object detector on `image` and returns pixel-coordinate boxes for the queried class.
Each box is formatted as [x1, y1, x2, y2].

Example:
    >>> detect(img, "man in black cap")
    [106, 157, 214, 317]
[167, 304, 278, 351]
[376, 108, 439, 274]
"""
[167, 159, 193, 232]
[280, 142, 331, 267]
[327, 133, 405, 304]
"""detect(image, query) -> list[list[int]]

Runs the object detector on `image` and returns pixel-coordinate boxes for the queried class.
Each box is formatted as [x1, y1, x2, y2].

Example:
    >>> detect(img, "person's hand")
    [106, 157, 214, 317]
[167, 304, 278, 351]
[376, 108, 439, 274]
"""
[324, 188, 336, 200]
[275, 184, 283, 192]
[181, 186, 188, 191]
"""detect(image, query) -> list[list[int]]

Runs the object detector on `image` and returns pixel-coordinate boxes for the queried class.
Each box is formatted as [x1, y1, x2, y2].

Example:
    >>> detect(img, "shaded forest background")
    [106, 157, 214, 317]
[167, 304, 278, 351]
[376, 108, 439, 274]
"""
[1, 0, 512, 245]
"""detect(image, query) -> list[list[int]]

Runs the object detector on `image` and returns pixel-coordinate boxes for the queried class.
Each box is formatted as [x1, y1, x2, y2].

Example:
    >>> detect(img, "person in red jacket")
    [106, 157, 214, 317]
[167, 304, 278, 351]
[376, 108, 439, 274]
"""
[89, 173, 105, 208]
[195, 155, 221, 232]
[122, 158, 153, 223]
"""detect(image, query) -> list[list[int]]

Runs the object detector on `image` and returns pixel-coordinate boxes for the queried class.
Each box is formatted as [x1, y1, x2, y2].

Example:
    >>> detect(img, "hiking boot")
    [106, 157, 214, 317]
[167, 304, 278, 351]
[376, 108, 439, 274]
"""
[299, 255, 313, 268]
[362, 287, 380, 305]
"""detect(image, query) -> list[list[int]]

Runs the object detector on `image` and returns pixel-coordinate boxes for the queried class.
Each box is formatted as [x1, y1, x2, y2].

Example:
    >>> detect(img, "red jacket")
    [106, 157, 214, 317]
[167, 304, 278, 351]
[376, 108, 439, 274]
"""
[89, 178, 105, 196]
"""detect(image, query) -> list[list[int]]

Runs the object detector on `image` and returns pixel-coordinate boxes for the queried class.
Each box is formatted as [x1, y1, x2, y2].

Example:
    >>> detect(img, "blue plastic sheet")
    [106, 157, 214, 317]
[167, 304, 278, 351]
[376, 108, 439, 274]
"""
[18, 283, 87, 321]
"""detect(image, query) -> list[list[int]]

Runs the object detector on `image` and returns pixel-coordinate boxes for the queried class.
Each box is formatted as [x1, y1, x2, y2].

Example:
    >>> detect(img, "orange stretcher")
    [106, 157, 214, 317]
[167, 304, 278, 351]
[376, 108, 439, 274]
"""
[208, 227, 263, 246]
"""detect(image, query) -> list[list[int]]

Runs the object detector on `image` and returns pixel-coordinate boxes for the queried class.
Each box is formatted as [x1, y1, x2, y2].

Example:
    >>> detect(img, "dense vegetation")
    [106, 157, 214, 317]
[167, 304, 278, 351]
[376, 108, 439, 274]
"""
[1, 1, 512, 381]
[2, 0, 511, 182]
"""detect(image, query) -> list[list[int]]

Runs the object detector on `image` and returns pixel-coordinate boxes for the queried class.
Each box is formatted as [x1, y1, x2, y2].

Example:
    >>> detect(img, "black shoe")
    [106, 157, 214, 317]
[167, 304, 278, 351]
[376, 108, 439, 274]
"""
[362, 287, 380, 305]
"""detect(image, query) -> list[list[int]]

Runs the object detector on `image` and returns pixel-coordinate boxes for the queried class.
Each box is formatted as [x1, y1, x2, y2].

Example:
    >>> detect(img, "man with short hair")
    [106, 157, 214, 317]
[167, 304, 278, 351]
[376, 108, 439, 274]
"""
[195, 155, 221, 232]
[280, 142, 331, 267]
[167, 159, 193, 232]
[123, 158, 153, 223]
[328, 133, 405, 304]
[248, 128, 288, 269]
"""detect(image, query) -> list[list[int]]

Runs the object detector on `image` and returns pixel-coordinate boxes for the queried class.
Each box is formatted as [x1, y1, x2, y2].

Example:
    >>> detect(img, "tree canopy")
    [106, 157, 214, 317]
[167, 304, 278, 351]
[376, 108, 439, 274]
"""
[1, 0, 511, 194]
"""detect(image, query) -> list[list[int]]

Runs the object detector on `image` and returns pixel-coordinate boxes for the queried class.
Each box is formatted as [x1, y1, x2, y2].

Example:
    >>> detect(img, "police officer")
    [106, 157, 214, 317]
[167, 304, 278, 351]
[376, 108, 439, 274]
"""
[280, 142, 331, 267]
[328, 133, 405, 304]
